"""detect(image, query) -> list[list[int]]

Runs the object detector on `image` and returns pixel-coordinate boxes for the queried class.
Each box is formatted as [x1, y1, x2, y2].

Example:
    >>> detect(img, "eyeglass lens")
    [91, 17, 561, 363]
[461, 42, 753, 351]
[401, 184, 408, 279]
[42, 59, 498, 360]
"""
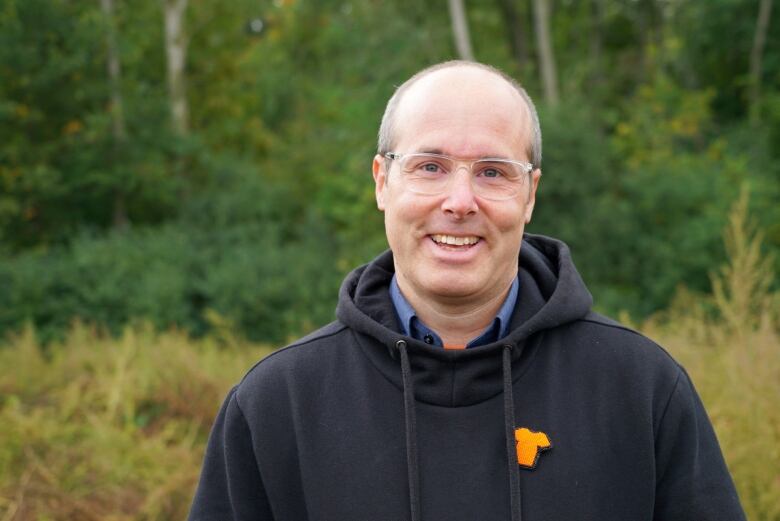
[398, 154, 526, 200]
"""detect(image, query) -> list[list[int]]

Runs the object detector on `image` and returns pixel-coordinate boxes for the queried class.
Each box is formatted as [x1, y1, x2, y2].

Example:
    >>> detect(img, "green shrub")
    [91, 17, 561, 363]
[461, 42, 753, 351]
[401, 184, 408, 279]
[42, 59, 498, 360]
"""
[0, 164, 344, 344]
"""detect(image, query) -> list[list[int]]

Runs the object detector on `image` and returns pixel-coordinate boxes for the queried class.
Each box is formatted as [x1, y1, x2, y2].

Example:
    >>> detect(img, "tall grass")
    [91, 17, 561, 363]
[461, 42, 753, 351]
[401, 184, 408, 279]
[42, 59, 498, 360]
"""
[641, 191, 780, 520]
[0, 193, 777, 520]
[0, 324, 271, 520]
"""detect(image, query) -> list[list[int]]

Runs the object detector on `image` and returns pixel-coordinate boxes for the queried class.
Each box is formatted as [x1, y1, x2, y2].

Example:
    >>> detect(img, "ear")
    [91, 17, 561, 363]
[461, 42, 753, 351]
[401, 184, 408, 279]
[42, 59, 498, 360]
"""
[524, 169, 542, 224]
[373, 154, 388, 211]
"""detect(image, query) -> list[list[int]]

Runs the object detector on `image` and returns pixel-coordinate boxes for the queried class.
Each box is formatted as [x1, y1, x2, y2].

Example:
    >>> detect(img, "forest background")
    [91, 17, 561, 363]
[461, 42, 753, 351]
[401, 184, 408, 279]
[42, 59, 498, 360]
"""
[0, 0, 779, 519]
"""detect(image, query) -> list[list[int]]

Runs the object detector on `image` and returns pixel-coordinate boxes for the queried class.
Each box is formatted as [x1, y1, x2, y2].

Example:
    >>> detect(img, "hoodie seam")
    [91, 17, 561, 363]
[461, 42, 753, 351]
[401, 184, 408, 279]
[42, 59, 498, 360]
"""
[233, 386, 304, 521]
[652, 368, 684, 491]
[577, 317, 686, 436]
[576, 318, 683, 368]
[654, 367, 683, 444]
[238, 323, 348, 386]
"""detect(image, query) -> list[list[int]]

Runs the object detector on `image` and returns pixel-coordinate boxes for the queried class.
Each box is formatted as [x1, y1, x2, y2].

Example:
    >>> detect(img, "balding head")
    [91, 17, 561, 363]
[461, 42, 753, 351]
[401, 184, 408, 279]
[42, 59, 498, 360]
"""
[377, 61, 542, 168]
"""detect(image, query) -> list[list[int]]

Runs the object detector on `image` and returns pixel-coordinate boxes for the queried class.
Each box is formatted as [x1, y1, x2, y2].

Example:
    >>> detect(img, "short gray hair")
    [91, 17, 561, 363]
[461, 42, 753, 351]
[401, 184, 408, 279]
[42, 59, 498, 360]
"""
[377, 60, 542, 169]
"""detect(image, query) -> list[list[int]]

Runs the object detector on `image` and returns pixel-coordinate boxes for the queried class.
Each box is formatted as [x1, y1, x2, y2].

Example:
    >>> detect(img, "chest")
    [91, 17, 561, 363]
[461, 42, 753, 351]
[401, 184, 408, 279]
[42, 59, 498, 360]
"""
[251, 371, 657, 521]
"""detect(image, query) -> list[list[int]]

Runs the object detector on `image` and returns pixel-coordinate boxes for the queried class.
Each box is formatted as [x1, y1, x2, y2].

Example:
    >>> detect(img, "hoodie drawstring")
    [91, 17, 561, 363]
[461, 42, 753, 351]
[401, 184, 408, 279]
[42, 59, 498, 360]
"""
[398, 340, 421, 521]
[503, 344, 522, 521]
[397, 340, 522, 521]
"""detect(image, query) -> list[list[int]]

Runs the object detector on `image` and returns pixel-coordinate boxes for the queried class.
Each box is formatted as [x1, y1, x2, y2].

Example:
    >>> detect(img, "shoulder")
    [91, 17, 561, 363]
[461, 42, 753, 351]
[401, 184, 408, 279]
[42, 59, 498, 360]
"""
[575, 311, 680, 366]
[233, 320, 353, 406]
[546, 311, 685, 396]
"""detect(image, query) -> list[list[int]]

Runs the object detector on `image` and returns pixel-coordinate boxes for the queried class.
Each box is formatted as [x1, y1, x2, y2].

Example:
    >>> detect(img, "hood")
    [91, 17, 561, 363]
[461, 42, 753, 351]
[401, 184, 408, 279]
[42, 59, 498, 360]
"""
[336, 233, 593, 521]
[336, 233, 593, 407]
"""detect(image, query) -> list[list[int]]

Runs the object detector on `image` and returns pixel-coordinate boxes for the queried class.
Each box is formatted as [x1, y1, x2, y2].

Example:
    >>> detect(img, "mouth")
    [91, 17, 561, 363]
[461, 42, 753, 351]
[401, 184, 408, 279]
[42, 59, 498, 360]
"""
[429, 234, 482, 250]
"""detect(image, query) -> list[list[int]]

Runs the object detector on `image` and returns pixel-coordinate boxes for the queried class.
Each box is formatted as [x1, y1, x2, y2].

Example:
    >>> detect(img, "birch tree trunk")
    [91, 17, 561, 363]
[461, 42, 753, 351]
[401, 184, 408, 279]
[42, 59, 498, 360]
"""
[100, 0, 129, 229]
[448, 0, 475, 61]
[749, 0, 774, 122]
[164, 0, 189, 135]
[532, 0, 559, 106]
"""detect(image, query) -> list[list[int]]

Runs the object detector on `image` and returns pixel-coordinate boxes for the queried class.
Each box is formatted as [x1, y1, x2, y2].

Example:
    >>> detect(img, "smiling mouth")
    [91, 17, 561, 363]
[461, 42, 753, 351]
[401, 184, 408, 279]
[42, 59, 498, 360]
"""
[430, 234, 481, 249]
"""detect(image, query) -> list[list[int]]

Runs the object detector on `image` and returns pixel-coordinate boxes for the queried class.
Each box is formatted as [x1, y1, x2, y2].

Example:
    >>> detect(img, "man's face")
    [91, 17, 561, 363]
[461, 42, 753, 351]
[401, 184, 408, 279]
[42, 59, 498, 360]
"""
[373, 67, 541, 306]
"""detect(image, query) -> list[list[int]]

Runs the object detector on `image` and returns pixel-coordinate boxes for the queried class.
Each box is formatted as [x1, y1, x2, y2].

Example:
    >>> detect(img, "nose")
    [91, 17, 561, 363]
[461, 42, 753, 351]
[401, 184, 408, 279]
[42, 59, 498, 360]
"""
[441, 166, 479, 218]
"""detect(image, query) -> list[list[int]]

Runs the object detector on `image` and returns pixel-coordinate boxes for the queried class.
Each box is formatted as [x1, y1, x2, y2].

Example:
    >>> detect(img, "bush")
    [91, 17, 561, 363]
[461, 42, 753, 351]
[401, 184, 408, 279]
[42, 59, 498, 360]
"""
[0, 163, 344, 344]
[530, 77, 761, 318]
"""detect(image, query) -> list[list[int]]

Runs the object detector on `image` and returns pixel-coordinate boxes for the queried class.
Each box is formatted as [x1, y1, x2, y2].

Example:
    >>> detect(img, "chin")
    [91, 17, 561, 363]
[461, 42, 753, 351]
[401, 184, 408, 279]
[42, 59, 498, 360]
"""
[422, 276, 482, 299]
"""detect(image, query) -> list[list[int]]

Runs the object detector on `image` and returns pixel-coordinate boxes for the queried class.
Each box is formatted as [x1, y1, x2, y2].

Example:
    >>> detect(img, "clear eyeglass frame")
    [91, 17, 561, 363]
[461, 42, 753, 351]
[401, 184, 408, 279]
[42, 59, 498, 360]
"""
[384, 152, 534, 201]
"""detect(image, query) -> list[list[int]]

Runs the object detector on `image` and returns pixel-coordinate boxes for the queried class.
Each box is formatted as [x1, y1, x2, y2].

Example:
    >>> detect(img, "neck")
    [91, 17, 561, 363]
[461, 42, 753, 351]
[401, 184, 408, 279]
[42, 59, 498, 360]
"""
[396, 273, 515, 348]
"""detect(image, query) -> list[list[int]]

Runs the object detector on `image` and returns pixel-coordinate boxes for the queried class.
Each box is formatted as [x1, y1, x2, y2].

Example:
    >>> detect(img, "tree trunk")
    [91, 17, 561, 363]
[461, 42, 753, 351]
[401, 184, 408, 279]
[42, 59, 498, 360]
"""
[100, 0, 129, 229]
[532, 0, 559, 106]
[495, 0, 527, 70]
[448, 0, 475, 61]
[164, 0, 189, 135]
[749, 0, 773, 122]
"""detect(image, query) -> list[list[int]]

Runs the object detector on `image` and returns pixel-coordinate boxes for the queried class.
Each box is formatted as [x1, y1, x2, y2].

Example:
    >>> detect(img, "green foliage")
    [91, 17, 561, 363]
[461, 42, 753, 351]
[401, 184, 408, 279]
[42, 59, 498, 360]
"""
[0, 0, 779, 338]
[600, 74, 736, 314]
[531, 69, 778, 318]
[0, 0, 185, 250]
[672, 0, 780, 121]
[0, 159, 343, 344]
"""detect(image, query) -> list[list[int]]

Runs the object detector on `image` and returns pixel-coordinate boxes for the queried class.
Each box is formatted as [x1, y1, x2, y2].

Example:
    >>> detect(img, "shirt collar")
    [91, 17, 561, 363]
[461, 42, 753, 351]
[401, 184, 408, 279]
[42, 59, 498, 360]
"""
[389, 275, 519, 348]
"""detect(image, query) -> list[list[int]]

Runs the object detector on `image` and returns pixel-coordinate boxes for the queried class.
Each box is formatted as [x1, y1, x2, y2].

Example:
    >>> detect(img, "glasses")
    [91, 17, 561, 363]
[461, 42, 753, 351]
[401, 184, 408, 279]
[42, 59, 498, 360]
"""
[384, 152, 533, 201]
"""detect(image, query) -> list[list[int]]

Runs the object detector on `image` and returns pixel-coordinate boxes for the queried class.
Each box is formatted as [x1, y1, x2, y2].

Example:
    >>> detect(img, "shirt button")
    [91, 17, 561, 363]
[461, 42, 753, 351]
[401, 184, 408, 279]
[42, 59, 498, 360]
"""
[424, 334, 434, 344]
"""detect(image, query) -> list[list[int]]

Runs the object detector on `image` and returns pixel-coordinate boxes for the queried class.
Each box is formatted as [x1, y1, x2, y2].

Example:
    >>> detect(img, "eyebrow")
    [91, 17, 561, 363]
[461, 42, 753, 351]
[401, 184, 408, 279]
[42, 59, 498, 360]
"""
[416, 147, 444, 155]
[414, 147, 513, 161]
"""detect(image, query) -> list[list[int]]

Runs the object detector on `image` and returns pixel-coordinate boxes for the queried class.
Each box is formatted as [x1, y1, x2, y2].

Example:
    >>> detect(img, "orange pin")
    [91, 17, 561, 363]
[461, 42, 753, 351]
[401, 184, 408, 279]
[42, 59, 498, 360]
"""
[514, 427, 552, 469]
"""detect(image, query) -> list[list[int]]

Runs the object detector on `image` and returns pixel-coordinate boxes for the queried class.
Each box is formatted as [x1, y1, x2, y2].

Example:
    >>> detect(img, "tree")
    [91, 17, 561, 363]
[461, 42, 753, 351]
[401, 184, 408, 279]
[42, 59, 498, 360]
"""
[100, 0, 129, 229]
[532, 0, 558, 106]
[448, 0, 475, 60]
[749, 0, 774, 122]
[164, 0, 189, 135]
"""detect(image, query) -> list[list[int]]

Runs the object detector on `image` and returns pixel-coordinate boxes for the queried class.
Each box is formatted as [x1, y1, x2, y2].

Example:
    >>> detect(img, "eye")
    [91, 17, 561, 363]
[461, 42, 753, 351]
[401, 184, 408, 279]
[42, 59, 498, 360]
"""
[481, 167, 502, 178]
[407, 156, 449, 175]
[477, 162, 512, 179]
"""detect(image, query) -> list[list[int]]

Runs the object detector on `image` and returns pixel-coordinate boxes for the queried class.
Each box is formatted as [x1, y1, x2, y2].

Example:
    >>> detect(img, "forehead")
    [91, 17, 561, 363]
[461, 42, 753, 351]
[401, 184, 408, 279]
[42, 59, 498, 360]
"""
[394, 67, 530, 158]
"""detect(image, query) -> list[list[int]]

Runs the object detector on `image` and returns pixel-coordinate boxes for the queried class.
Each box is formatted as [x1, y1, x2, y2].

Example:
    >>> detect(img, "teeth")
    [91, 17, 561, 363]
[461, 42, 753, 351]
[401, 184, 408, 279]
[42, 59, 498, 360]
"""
[432, 234, 480, 246]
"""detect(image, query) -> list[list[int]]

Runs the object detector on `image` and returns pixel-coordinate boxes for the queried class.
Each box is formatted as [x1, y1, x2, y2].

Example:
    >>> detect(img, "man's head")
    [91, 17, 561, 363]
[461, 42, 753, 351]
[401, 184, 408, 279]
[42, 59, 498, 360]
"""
[378, 61, 542, 169]
[372, 61, 542, 307]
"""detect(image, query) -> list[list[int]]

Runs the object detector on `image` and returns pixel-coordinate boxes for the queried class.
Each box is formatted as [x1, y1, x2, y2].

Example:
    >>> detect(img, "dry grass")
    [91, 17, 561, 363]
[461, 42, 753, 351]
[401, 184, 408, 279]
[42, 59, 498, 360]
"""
[0, 193, 777, 520]
[641, 191, 780, 520]
[0, 323, 272, 521]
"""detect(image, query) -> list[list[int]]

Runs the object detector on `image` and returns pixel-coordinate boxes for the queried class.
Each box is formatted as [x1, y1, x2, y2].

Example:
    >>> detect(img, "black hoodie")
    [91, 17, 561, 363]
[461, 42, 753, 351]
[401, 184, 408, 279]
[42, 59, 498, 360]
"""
[188, 235, 745, 521]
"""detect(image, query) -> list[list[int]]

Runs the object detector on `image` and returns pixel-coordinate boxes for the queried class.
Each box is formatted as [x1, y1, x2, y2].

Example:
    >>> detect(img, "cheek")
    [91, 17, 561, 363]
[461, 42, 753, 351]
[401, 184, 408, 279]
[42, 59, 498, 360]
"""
[385, 194, 429, 228]
[488, 202, 528, 235]
[383, 204, 414, 250]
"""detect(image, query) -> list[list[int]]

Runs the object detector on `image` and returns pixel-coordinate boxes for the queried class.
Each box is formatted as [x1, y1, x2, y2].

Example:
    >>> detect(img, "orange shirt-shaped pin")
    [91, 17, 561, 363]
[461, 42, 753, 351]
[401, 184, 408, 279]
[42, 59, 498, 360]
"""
[514, 427, 552, 469]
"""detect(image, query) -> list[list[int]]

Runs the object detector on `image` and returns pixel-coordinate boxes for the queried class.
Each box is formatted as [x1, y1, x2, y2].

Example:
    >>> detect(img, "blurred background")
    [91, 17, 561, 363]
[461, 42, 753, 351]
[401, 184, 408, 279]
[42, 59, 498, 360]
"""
[0, 0, 778, 519]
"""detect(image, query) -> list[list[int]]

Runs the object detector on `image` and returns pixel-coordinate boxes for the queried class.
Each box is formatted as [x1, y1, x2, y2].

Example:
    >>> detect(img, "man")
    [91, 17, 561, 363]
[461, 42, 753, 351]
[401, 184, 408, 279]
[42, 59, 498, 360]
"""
[188, 61, 745, 520]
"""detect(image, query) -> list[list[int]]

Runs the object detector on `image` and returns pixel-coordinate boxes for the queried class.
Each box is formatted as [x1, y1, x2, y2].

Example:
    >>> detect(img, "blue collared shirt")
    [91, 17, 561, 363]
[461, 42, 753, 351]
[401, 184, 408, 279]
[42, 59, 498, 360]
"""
[389, 275, 519, 348]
